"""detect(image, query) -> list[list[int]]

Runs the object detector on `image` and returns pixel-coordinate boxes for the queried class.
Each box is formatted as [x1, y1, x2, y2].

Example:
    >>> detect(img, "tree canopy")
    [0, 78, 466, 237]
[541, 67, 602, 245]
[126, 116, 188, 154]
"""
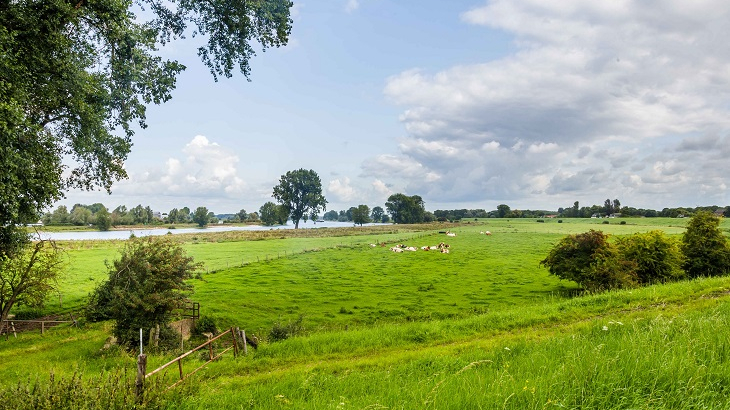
[385, 193, 425, 224]
[87, 236, 200, 348]
[0, 0, 293, 253]
[0, 238, 64, 324]
[272, 169, 327, 229]
[192, 206, 210, 227]
[352, 205, 371, 226]
[681, 211, 730, 278]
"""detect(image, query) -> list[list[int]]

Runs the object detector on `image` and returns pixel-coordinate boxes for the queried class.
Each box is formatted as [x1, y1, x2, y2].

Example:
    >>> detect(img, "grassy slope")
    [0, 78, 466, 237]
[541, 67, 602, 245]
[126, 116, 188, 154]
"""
[2, 277, 728, 409]
[3, 218, 730, 409]
[182, 279, 730, 410]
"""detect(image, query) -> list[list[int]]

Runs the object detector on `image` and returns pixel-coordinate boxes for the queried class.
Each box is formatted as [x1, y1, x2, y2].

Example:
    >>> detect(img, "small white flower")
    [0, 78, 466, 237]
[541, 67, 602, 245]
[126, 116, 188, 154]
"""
[504, 347, 511, 351]
[602, 326, 609, 331]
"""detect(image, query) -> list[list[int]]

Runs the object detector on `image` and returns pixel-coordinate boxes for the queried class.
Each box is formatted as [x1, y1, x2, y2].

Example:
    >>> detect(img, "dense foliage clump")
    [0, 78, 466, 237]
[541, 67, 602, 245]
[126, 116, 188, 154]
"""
[87, 237, 201, 348]
[681, 211, 730, 278]
[616, 230, 684, 284]
[543, 212, 730, 292]
[0, 238, 64, 324]
[539, 230, 637, 292]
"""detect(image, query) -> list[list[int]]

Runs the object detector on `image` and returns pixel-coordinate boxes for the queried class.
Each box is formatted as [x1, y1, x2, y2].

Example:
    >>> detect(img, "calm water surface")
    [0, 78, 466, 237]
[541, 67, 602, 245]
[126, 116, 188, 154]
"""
[38, 221, 386, 241]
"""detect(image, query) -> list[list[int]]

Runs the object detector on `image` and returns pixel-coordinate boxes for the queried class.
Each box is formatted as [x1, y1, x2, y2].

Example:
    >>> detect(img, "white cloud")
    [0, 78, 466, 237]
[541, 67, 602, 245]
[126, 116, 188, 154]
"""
[345, 0, 359, 13]
[374, 0, 730, 209]
[114, 135, 248, 201]
[328, 177, 357, 202]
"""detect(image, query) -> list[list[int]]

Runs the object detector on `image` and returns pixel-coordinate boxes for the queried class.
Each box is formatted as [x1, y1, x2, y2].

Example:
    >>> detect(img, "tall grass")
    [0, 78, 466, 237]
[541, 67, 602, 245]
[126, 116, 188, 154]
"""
[169, 278, 730, 409]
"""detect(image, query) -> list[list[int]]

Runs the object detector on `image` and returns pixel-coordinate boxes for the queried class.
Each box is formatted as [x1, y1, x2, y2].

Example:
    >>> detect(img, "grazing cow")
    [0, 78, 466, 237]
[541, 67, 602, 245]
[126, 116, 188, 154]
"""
[446, 232, 456, 237]
[369, 243, 377, 247]
[390, 247, 404, 253]
[485, 231, 492, 236]
[440, 248, 450, 254]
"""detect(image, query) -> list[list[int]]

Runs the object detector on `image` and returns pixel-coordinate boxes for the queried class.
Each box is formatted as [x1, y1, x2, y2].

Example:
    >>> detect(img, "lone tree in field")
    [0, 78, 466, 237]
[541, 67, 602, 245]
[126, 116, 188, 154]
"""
[0, 239, 64, 325]
[352, 205, 371, 226]
[87, 237, 201, 349]
[272, 169, 327, 229]
[192, 206, 210, 227]
[681, 211, 730, 278]
[0, 0, 293, 256]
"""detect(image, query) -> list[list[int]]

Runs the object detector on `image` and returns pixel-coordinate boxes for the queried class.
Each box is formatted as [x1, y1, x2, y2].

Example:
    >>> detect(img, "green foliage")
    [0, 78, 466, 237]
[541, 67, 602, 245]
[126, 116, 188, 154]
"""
[0, 238, 64, 324]
[259, 201, 281, 226]
[0, 369, 185, 410]
[352, 204, 371, 226]
[88, 237, 201, 348]
[616, 230, 684, 284]
[681, 211, 730, 278]
[370, 206, 385, 223]
[272, 169, 327, 228]
[497, 204, 511, 218]
[268, 315, 305, 342]
[192, 206, 209, 227]
[0, 0, 292, 252]
[385, 193, 425, 224]
[194, 315, 219, 336]
[95, 207, 112, 231]
[540, 230, 637, 292]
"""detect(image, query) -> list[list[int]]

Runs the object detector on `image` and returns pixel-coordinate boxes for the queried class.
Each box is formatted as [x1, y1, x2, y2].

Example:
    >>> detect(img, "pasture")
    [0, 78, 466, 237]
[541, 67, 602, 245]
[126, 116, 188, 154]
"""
[2, 217, 730, 409]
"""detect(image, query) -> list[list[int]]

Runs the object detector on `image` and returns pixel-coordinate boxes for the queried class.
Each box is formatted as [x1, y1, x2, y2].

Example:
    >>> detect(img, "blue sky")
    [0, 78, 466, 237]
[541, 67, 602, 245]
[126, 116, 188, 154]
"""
[58, 0, 730, 215]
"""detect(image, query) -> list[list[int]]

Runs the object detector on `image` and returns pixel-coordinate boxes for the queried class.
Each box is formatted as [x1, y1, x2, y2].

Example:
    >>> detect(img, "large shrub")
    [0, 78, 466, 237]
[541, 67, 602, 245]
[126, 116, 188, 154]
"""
[616, 230, 684, 284]
[681, 211, 730, 278]
[540, 230, 637, 292]
[87, 236, 201, 348]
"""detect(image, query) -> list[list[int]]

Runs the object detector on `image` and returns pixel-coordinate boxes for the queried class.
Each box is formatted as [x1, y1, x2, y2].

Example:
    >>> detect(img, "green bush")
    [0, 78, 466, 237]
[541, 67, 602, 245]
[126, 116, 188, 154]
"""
[268, 315, 305, 342]
[616, 230, 684, 284]
[540, 230, 637, 292]
[193, 315, 218, 336]
[87, 236, 202, 349]
[681, 211, 730, 278]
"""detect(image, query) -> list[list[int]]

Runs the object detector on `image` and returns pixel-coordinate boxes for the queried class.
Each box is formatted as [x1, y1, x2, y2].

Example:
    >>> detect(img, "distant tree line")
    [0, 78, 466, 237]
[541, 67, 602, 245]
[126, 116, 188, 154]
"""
[42, 190, 730, 233]
[41, 203, 157, 231]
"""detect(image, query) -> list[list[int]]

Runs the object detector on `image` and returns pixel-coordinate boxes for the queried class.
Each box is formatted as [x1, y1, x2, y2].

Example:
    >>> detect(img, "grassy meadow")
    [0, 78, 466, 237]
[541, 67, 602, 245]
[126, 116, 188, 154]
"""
[2, 217, 730, 409]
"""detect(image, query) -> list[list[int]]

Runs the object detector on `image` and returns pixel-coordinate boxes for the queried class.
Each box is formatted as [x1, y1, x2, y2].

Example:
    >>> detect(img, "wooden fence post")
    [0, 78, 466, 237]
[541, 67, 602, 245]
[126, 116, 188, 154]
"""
[230, 327, 238, 358]
[242, 329, 248, 355]
[136, 354, 147, 400]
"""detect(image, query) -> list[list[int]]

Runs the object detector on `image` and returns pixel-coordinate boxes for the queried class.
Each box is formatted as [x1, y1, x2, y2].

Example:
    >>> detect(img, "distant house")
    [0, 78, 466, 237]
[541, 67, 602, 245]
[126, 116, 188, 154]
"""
[714, 209, 726, 217]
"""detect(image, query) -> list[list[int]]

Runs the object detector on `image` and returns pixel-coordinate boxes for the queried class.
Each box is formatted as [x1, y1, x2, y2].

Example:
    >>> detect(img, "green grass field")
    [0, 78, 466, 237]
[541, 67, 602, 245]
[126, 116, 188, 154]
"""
[2, 218, 730, 409]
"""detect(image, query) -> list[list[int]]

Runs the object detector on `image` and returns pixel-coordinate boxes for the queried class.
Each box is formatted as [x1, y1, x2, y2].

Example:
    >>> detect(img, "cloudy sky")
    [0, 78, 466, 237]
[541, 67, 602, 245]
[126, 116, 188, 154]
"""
[58, 0, 730, 215]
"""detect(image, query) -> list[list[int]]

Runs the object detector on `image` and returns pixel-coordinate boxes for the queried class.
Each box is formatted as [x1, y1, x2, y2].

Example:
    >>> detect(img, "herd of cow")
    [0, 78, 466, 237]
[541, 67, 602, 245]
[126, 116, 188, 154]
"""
[368, 229, 492, 255]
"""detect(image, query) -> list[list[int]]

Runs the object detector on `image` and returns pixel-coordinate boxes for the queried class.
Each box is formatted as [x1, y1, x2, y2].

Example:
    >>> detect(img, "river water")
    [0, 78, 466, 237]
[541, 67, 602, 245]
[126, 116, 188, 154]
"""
[37, 221, 386, 241]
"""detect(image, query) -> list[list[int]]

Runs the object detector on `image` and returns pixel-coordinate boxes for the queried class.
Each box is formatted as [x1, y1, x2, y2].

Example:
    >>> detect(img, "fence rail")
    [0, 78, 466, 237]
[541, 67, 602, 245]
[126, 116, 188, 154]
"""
[1, 315, 78, 339]
[141, 327, 239, 391]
